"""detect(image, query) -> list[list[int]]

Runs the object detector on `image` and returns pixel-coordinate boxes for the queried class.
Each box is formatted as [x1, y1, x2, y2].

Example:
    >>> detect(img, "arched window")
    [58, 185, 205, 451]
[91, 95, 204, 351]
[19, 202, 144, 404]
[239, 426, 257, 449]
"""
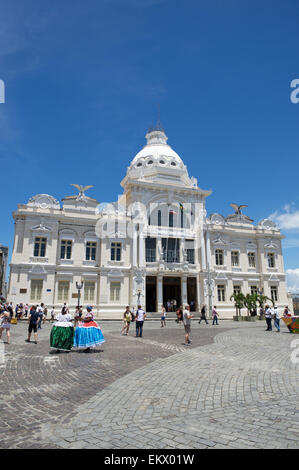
[169, 211, 174, 228]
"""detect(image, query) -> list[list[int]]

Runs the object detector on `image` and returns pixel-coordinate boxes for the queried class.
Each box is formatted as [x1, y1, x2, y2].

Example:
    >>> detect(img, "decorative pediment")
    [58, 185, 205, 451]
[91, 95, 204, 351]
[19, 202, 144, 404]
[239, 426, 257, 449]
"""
[269, 273, 279, 282]
[258, 218, 279, 231]
[208, 213, 226, 225]
[247, 241, 257, 250]
[264, 238, 278, 249]
[28, 194, 60, 210]
[108, 269, 124, 278]
[29, 264, 47, 274]
[212, 234, 227, 246]
[215, 271, 228, 280]
[31, 221, 52, 233]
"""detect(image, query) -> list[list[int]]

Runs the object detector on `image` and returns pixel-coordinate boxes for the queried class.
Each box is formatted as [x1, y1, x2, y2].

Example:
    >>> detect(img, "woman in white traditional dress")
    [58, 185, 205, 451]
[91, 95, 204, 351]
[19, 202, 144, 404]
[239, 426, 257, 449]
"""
[50, 306, 74, 354]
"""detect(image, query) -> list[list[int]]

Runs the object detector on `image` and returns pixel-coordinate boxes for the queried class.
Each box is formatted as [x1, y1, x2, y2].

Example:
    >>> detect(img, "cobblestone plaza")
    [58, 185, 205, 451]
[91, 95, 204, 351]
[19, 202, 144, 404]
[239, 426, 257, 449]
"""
[0, 319, 298, 449]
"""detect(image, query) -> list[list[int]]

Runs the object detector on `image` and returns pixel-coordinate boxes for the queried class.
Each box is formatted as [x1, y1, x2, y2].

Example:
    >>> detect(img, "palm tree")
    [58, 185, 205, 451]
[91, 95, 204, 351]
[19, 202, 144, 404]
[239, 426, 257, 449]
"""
[230, 292, 245, 317]
[244, 293, 258, 316]
[256, 293, 273, 315]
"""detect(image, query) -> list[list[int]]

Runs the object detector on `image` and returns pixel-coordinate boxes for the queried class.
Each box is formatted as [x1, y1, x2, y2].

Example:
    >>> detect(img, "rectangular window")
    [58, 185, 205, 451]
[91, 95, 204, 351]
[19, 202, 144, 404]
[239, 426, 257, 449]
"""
[233, 285, 241, 295]
[217, 285, 226, 302]
[158, 210, 161, 227]
[215, 249, 224, 266]
[84, 282, 95, 302]
[86, 242, 96, 261]
[248, 252, 256, 268]
[187, 249, 195, 264]
[271, 286, 278, 303]
[110, 282, 120, 302]
[111, 242, 121, 261]
[60, 240, 72, 260]
[250, 285, 258, 295]
[34, 237, 47, 257]
[30, 280, 43, 301]
[58, 281, 69, 302]
[267, 253, 275, 268]
[145, 238, 156, 262]
[169, 211, 174, 228]
[231, 251, 239, 267]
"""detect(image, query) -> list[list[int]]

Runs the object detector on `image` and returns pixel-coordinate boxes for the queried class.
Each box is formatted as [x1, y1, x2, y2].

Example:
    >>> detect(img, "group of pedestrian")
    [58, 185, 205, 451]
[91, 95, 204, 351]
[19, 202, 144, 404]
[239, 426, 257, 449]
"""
[120, 305, 146, 337]
[166, 299, 178, 312]
[265, 305, 292, 332]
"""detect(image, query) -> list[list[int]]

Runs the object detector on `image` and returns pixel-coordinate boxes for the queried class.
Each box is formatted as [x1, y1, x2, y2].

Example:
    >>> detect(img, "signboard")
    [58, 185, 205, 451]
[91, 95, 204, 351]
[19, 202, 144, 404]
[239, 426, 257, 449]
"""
[72, 293, 79, 298]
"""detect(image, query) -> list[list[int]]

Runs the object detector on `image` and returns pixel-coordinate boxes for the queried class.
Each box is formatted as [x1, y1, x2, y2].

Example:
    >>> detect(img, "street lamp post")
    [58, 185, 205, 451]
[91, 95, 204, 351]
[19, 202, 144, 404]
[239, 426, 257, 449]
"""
[76, 280, 84, 309]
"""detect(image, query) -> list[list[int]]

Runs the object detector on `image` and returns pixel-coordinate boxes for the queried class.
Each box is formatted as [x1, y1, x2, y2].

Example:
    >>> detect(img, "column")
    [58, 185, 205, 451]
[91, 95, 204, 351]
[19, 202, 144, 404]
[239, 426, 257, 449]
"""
[206, 231, 212, 268]
[157, 236, 162, 261]
[139, 233, 145, 267]
[157, 275, 163, 308]
[201, 231, 206, 270]
[132, 229, 137, 267]
[182, 276, 188, 306]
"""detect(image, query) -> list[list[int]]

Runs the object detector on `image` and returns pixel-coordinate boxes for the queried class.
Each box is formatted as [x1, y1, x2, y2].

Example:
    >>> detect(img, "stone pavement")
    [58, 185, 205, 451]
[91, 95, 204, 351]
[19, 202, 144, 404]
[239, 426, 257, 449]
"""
[0, 319, 298, 449]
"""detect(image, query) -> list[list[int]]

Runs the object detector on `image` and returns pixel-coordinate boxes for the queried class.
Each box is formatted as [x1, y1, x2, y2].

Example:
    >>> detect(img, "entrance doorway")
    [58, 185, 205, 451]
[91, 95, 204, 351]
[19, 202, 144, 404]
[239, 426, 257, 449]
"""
[146, 276, 157, 312]
[163, 277, 181, 312]
[187, 277, 197, 311]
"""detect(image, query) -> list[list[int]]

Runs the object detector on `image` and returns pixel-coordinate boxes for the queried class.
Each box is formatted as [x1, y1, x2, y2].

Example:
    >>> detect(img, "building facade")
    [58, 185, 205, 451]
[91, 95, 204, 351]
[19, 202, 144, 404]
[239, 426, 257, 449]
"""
[8, 127, 291, 317]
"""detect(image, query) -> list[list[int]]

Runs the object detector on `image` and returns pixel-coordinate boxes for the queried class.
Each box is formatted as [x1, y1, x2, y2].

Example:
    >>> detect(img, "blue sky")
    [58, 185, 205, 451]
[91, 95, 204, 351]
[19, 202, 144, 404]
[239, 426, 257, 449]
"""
[0, 0, 299, 289]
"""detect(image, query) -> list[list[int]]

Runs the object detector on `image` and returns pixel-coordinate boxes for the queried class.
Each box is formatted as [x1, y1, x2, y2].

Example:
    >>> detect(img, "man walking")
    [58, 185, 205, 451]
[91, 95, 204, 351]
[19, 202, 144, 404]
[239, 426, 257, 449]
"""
[273, 306, 280, 332]
[135, 305, 146, 338]
[198, 305, 208, 325]
[183, 304, 193, 346]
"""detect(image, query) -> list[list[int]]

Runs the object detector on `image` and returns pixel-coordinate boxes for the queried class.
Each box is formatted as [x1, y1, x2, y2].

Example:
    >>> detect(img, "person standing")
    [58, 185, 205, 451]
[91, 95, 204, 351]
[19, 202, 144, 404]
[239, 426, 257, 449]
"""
[198, 305, 208, 325]
[50, 306, 55, 322]
[0, 309, 11, 344]
[161, 304, 166, 327]
[212, 306, 219, 325]
[183, 305, 193, 346]
[265, 305, 272, 331]
[273, 306, 280, 332]
[37, 303, 44, 329]
[24, 304, 29, 318]
[135, 305, 146, 338]
[26, 306, 39, 344]
[73, 305, 105, 352]
[121, 306, 133, 336]
[50, 307, 74, 353]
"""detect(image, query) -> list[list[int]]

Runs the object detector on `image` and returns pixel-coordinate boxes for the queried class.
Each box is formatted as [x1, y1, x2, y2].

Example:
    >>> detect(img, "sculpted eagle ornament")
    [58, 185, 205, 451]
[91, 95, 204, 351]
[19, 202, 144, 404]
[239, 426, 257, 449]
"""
[230, 203, 248, 215]
[70, 184, 94, 196]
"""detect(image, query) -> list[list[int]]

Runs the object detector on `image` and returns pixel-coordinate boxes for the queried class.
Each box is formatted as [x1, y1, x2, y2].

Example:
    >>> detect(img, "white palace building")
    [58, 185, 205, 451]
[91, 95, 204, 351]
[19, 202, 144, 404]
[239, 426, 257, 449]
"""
[8, 125, 291, 318]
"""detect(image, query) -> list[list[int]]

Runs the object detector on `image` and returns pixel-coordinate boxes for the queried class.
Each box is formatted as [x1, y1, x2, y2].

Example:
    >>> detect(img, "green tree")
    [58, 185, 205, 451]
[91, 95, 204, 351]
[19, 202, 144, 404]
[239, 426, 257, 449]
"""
[230, 292, 245, 317]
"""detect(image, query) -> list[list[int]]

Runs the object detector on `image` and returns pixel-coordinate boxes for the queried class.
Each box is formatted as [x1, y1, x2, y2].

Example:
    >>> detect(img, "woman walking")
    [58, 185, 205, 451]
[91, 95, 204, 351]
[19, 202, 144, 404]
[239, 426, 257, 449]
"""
[73, 305, 105, 352]
[50, 308, 74, 354]
[121, 306, 132, 335]
[0, 309, 11, 344]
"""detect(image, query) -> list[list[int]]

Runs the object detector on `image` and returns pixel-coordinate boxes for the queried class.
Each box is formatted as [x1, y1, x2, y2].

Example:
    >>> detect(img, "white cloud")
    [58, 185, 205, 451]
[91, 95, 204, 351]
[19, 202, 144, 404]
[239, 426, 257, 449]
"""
[286, 269, 299, 293]
[269, 204, 299, 231]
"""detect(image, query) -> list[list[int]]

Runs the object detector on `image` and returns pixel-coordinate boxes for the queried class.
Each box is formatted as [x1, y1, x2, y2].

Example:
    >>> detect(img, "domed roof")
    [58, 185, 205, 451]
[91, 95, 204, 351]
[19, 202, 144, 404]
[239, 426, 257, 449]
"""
[129, 127, 186, 172]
